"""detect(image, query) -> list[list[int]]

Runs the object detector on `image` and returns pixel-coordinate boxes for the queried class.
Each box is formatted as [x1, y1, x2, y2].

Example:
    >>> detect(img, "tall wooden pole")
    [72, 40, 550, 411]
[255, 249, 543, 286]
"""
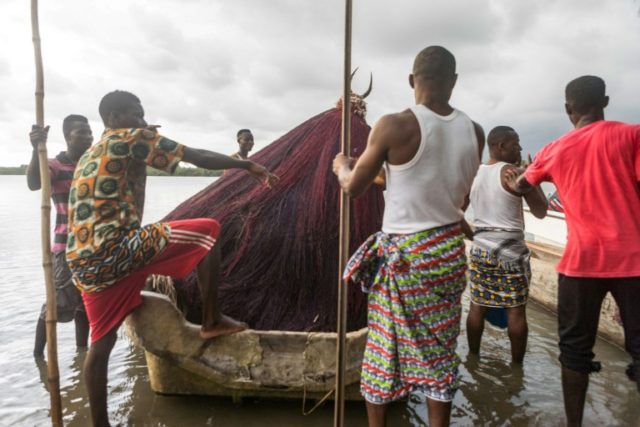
[334, 0, 353, 426]
[31, 1, 63, 425]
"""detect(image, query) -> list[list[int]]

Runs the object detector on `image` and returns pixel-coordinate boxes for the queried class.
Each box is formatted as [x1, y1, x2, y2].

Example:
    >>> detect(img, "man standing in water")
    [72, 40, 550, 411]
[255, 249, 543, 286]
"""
[66, 90, 276, 427]
[27, 115, 93, 357]
[509, 76, 640, 426]
[230, 128, 254, 160]
[333, 46, 484, 427]
[466, 126, 547, 364]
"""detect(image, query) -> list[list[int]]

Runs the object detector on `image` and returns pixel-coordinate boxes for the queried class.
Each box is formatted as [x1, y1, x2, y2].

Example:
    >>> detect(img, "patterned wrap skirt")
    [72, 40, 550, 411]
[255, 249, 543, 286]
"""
[69, 218, 220, 342]
[343, 224, 467, 403]
[469, 228, 531, 308]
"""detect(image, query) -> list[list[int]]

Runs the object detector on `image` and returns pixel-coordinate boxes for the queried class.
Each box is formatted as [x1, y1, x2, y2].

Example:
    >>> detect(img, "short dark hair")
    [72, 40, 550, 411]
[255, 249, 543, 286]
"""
[488, 126, 516, 147]
[98, 90, 141, 125]
[413, 46, 456, 81]
[565, 76, 606, 114]
[237, 129, 252, 138]
[62, 114, 88, 138]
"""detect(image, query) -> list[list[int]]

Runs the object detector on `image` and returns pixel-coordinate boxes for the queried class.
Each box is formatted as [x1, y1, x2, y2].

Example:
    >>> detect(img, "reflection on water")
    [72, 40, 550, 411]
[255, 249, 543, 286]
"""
[1, 176, 639, 426]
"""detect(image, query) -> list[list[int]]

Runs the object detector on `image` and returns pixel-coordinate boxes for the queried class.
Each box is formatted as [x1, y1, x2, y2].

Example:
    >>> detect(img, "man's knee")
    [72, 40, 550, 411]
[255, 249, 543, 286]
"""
[558, 348, 601, 373]
[90, 328, 118, 354]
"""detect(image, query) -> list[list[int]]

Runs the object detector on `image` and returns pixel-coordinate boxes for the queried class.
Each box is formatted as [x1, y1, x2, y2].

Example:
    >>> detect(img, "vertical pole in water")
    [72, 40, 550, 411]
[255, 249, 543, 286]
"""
[334, 0, 352, 426]
[30, 1, 63, 425]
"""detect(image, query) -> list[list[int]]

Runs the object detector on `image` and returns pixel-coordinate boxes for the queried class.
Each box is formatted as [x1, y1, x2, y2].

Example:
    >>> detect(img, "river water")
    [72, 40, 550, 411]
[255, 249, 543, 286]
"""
[0, 175, 638, 426]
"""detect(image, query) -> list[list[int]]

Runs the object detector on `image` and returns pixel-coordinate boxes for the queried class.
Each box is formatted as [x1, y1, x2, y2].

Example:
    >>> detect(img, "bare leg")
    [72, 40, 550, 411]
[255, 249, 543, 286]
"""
[427, 398, 452, 427]
[197, 243, 247, 339]
[506, 304, 528, 364]
[466, 302, 486, 356]
[75, 310, 90, 349]
[85, 327, 118, 427]
[34, 317, 46, 357]
[562, 366, 588, 427]
[365, 401, 388, 427]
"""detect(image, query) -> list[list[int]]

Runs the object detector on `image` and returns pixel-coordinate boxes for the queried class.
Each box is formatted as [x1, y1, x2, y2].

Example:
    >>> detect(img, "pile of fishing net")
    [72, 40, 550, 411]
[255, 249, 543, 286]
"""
[164, 99, 384, 332]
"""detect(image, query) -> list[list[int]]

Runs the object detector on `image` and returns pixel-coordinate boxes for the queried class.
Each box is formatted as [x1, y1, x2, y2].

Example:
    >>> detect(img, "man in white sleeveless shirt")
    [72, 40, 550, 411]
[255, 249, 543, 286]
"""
[466, 126, 547, 365]
[333, 46, 483, 427]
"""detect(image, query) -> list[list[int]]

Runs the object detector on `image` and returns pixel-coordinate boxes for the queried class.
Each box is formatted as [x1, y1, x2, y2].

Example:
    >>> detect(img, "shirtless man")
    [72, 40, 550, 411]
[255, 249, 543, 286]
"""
[333, 46, 484, 427]
[230, 129, 254, 160]
[466, 126, 547, 364]
[66, 90, 276, 427]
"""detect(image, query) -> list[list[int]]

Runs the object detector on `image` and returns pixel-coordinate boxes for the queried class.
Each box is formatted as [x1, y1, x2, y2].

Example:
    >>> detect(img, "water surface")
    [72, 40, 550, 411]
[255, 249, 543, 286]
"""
[0, 175, 637, 426]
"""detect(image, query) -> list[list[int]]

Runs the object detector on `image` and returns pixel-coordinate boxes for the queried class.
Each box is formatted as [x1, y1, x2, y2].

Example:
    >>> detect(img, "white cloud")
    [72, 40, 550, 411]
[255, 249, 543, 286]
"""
[0, 0, 638, 166]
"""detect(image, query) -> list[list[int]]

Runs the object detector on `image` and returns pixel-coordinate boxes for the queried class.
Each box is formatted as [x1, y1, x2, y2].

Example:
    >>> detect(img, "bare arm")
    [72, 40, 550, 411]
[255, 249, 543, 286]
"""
[26, 125, 49, 191]
[182, 146, 277, 186]
[503, 167, 548, 218]
[333, 114, 396, 198]
[182, 146, 252, 171]
[459, 121, 486, 238]
[505, 170, 536, 195]
[472, 121, 485, 160]
[460, 218, 475, 240]
[523, 185, 548, 219]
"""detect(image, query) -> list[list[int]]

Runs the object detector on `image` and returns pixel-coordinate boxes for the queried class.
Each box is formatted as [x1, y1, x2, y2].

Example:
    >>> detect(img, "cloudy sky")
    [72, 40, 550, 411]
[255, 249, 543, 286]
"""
[1, 0, 638, 167]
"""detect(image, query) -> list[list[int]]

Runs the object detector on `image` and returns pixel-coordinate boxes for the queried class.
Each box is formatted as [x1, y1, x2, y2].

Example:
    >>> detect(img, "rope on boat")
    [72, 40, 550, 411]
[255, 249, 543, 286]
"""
[302, 385, 335, 416]
[301, 332, 337, 415]
[145, 274, 178, 305]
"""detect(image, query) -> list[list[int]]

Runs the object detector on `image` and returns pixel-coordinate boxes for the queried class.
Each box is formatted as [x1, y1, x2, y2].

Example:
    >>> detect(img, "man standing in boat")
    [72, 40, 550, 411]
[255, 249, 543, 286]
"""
[66, 90, 276, 427]
[333, 46, 484, 427]
[466, 126, 548, 364]
[27, 115, 93, 357]
[230, 128, 254, 160]
[509, 76, 640, 426]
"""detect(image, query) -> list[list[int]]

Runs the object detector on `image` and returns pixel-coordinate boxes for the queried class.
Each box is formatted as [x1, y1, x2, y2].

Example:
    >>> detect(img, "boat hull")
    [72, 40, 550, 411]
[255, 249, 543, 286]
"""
[526, 241, 625, 348]
[124, 291, 365, 400]
[523, 208, 567, 246]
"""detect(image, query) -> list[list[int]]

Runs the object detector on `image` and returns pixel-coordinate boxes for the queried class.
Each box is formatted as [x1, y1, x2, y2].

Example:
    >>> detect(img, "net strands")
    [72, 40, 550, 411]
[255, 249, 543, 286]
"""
[165, 106, 383, 332]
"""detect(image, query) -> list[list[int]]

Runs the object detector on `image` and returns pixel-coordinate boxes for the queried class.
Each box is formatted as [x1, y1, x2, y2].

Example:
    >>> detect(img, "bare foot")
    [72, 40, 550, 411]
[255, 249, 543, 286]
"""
[200, 314, 248, 339]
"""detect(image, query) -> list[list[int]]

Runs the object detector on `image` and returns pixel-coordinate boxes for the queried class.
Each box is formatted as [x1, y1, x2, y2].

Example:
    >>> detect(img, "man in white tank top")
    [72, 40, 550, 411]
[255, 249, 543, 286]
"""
[334, 46, 484, 427]
[466, 126, 547, 365]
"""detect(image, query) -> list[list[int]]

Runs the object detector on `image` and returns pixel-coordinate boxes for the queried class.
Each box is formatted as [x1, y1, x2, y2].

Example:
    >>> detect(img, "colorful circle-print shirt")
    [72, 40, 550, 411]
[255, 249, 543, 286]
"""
[66, 128, 184, 262]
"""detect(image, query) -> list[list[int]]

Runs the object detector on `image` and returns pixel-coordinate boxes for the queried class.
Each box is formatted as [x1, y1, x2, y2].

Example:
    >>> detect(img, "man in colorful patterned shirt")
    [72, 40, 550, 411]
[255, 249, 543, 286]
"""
[27, 115, 93, 357]
[68, 90, 276, 427]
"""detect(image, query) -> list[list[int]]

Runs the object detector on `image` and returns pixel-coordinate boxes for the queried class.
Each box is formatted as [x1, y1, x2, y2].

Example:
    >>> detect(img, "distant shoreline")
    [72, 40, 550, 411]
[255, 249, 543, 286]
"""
[0, 165, 222, 177]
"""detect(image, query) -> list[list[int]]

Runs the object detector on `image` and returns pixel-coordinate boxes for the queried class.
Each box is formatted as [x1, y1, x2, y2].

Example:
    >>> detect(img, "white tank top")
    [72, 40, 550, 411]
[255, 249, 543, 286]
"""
[470, 162, 524, 231]
[381, 105, 480, 234]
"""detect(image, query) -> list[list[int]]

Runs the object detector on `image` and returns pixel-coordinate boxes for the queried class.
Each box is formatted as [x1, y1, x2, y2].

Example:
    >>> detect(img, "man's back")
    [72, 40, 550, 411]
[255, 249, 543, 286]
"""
[382, 105, 479, 234]
[470, 162, 524, 231]
[525, 120, 640, 277]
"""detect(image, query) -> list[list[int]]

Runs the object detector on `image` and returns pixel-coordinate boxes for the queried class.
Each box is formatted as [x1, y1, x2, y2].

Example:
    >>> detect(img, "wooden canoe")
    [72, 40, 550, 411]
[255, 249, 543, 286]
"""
[124, 291, 365, 400]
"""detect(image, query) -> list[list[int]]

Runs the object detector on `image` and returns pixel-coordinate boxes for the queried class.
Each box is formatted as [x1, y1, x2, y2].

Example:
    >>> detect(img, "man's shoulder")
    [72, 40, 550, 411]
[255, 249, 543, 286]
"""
[375, 109, 419, 136]
[379, 109, 415, 124]
[601, 120, 640, 137]
[48, 152, 75, 174]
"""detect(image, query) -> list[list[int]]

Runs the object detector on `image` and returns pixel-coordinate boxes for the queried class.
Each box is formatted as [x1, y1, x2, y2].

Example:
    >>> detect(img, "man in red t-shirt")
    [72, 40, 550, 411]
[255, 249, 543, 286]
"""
[508, 75, 640, 427]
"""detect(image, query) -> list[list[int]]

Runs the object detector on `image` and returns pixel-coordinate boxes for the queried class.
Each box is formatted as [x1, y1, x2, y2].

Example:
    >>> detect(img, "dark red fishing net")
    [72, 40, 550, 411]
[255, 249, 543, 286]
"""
[164, 106, 384, 332]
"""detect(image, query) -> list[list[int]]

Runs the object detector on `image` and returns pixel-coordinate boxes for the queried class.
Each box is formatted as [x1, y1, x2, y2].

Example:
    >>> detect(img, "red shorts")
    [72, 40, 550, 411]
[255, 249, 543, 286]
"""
[82, 218, 220, 343]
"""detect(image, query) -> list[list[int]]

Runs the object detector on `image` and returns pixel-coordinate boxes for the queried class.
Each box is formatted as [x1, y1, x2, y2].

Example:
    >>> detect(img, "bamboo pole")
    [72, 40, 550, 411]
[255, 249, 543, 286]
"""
[31, 1, 63, 425]
[333, 0, 353, 426]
